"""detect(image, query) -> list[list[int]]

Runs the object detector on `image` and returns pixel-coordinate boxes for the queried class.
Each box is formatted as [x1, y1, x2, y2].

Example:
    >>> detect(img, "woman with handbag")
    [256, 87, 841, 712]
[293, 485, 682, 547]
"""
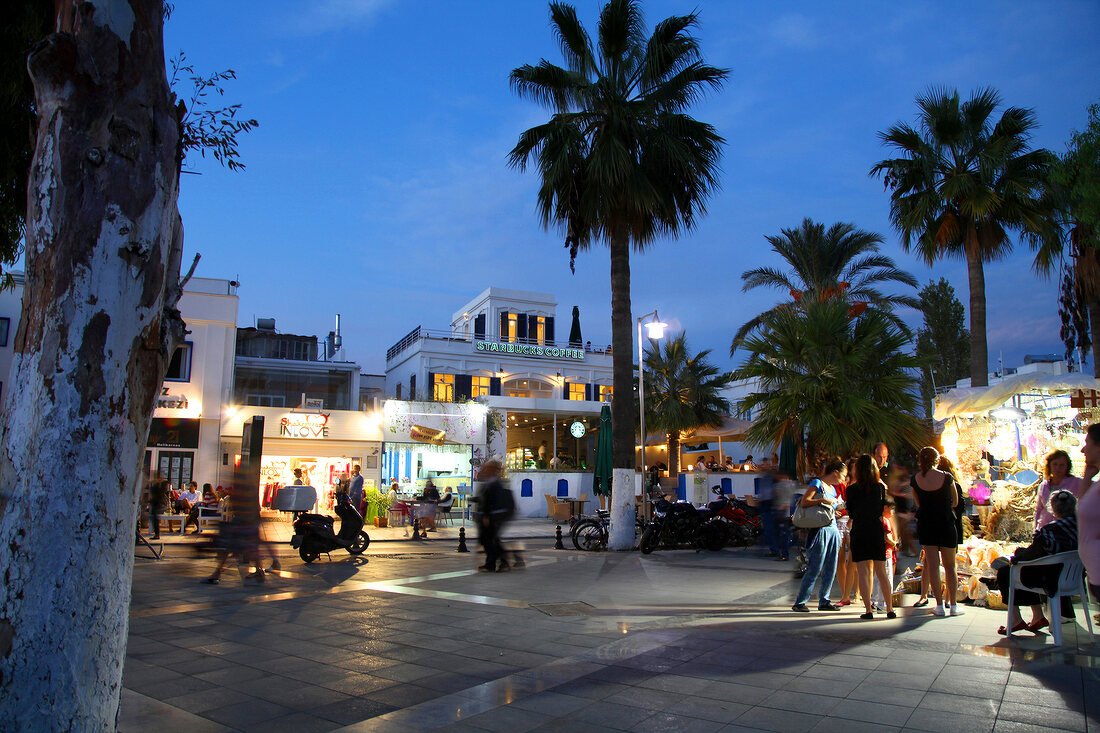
[792, 460, 846, 612]
[911, 446, 961, 617]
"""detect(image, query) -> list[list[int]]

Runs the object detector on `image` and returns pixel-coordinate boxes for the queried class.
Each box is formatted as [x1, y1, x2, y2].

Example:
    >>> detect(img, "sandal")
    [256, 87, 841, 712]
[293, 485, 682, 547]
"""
[998, 620, 1028, 635]
[913, 598, 929, 607]
[859, 612, 874, 620]
[1027, 617, 1050, 633]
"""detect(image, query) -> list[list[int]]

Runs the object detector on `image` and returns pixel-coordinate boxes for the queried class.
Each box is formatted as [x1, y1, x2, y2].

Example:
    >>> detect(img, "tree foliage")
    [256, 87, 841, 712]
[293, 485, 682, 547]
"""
[731, 218, 918, 352]
[169, 52, 259, 173]
[915, 278, 970, 416]
[643, 333, 732, 476]
[871, 87, 1061, 387]
[733, 297, 923, 470]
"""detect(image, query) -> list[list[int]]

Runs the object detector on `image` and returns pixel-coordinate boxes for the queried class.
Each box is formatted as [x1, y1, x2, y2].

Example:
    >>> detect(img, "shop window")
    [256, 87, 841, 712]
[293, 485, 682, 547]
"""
[471, 376, 491, 398]
[505, 378, 554, 399]
[410, 374, 416, 399]
[567, 383, 585, 401]
[506, 313, 518, 343]
[599, 385, 613, 401]
[535, 316, 546, 345]
[0, 316, 8, 347]
[246, 394, 286, 407]
[433, 373, 455, 402]
[164, 342, 192, 382]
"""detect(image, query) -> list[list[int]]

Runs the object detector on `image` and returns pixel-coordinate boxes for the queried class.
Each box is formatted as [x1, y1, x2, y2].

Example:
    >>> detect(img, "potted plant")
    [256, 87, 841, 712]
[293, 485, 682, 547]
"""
[364, 486, 392, 527]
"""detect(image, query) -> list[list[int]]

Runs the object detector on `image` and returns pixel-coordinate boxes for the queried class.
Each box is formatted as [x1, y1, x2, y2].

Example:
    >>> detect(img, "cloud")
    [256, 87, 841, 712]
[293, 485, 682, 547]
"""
[770, 13, 820, 50]
[289, 0, 394, 35]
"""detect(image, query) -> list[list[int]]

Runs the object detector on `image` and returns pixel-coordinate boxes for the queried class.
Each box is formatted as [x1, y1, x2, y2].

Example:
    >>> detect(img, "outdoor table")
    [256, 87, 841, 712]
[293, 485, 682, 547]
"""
[560, 497, 586, 517]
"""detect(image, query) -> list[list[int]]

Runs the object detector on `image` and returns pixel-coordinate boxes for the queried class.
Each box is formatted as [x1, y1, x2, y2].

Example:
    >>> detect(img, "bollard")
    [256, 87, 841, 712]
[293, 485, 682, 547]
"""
[554, 524, 565, 550]
[456, 526, 470, 553]
[410, 516, 424, 542]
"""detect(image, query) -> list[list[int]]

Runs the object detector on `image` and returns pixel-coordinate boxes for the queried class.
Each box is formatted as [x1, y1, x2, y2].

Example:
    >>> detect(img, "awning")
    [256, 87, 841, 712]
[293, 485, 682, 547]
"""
[686, 417, 754, 441]
[934, 373, 1100, 420]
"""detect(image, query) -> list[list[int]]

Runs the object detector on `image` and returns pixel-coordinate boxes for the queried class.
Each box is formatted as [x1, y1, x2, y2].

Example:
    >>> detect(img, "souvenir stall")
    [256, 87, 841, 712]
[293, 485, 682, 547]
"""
[928, 373, 1100, 607]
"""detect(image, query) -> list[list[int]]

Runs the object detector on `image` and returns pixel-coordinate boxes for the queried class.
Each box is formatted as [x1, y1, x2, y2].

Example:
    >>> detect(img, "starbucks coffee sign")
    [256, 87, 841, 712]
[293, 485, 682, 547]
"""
[475, 341, 585, 361]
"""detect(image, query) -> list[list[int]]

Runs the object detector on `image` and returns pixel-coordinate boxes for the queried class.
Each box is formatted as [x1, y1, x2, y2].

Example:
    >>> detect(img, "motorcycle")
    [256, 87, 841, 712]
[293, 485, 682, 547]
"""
[291, 492, 370, 563]
[703, 488, 762, 548]
[638, 495, 724, 554]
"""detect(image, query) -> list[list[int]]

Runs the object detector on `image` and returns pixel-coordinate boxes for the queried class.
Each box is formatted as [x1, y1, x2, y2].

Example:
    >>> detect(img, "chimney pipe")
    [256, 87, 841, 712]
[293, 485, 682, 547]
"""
[334, 313, 343, 351]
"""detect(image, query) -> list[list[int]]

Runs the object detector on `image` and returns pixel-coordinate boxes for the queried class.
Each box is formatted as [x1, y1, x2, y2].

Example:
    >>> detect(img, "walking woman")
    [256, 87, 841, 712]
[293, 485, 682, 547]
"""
[792, 460, 845, 612]
[911, 447, 961, 617]
[846, 455, 896, 619]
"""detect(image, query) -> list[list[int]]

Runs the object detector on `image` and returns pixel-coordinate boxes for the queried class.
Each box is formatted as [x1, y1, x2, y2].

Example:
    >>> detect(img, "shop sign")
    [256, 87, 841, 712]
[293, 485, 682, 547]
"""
[569, 421, 586, 438]
[474, 341, 585, 361]
[156, 386, 189, 410]
[279, 413, 330, 439]
[148, 417, 199, 449]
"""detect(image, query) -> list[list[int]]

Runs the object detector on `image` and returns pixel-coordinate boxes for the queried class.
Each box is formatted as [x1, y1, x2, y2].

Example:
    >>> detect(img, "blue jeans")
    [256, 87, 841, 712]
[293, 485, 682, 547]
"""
[796, 524, 840, 607]
[759, 500, 789, 557]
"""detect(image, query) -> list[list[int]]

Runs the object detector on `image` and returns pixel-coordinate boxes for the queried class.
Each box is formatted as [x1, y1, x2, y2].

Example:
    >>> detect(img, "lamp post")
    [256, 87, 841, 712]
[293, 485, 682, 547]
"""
[637, 310, 668, 476]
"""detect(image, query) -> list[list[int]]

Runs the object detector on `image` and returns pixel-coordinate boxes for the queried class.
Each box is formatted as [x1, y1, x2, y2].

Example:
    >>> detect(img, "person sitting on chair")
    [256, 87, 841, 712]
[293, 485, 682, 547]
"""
[415, 480, 440, 531]
[983, 490, 1078, 635]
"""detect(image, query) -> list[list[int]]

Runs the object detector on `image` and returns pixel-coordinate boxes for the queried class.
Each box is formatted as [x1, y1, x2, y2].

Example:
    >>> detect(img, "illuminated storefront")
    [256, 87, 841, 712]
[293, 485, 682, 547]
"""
[221, 406, 383, 511]
[382, 400, 487, 492]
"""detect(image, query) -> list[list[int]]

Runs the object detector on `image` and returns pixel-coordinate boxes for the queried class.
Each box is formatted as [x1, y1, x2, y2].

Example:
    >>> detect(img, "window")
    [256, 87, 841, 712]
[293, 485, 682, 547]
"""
[432, 373, 455, 402]
[164, 343, 192, 381]
[471, 376, 491, 398]
[599, 385, 613, 401]
[0, 317, 8, 347]
[567, 383, 585, 401]
[245, 394, 285, 407]
[506, 313, 518, 343]
[535, 316, 546, 345]
[396, 383, 403, 399]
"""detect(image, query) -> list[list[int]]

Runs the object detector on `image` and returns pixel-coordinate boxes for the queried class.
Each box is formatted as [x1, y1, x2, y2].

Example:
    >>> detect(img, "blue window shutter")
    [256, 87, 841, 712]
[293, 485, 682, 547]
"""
[455, 375, 472, 401]
[499, 311, 509, 340]
[584, 383, 592, 401]
[521, 479, 533, 497]
[545, 317, 555, 344]
[562, 380, 569, 399]
[489, 377, 501, 396]
[557, 478, 569, 497]
[516, 313, 527, 342]
[474, 314, 486, 340]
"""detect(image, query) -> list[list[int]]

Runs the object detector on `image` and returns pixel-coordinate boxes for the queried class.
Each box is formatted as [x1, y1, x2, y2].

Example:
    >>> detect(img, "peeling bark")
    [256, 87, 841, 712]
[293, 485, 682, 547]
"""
[0, 2, 184, 730]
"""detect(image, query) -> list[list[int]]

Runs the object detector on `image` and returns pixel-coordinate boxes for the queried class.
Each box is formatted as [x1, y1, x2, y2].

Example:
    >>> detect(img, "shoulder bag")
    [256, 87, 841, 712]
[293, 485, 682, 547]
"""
[792, 479, 834, 528]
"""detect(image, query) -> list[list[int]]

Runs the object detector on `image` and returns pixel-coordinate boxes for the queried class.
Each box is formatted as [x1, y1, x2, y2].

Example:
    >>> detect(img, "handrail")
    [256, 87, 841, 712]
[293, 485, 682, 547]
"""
[386, 327, 603, 362]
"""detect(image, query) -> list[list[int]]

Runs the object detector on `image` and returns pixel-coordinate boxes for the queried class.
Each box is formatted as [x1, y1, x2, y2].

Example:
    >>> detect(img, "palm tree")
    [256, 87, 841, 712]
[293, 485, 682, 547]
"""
[643, 333, 732, 476]
[871, 87, 1060, 387]
[731, 218, 919, 352]
[509, 0, 727, 548]
[733, 298, 923, 472]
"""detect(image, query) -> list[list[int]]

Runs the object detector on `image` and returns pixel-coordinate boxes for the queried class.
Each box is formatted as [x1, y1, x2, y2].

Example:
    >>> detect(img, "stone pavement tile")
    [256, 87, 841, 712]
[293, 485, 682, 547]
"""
[311, 696, 401, 725]
[815, 652, 883, 671]
[549, 678, 632, 701]
[371, 662, 442, 683]
[584, 664, 655, 686]
[238, 712, 344, 733]
[611, 655, 683, 673]
[167, 654, 238, 676]
[991, 720, 1075, 733]
[903, 706, 995, 733]
[874, 656, 945, 675]
[159, 686, 253, 714]
[936, 665, 1010, 686]
[202, 699, 294, 728]
[526, 720, 621, 733]
[868, 669, 937, 691]
[569, 700, 659, 730]
[633, 711, 725, 733]
[362, 683, 440, 709]
[603, 686, 683, 711]
[733, 704, 822, 732]
[698, 680, 774, 706]
[463, 705, 552, 732]
[918, 690, 999, 719]
[825, 698, 913, 727]
[637, 673, 710, 695]
[319, 673, 398, 697]
[1008, 664, 1084, 688]
[193, 663, 271, 686]
[811, 716, 900, 733]
[844, 681, 925, 708]
[782, 675, 859, 697]
[509, 691, 593, 717]
[417, 672, 499, 695]
[332, 656, 402, 674]
[800, 663, 872, 683]
[948, 651, 1014, 669]
[130, 673, 219, 701]
[662, 695, 748, 724]
[1001, 684, 1084, 711]
[122, 663, 184, 687]
[758, 690, 841, 716]
[928, 678, 1008, 700]
[118, 689, 234, 733]
[996, 700, 1088, 731]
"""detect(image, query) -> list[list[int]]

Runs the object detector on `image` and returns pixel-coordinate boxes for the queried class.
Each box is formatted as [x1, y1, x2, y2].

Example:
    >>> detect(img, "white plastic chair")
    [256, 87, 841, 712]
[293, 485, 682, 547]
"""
[1007, 550, 1095, 646]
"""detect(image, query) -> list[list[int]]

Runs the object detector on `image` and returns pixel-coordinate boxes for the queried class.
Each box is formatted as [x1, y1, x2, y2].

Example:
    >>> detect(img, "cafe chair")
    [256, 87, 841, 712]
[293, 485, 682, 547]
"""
[436, 494, 456, 526]
[1007, 550, 1094, 646]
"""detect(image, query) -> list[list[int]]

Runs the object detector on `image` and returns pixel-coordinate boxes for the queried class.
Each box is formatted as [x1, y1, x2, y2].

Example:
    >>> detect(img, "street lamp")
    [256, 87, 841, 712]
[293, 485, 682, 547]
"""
[637, 310, 668, 476]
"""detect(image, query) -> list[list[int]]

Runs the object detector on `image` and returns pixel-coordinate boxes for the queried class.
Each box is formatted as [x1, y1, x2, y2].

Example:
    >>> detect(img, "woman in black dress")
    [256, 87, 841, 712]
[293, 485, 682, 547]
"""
[911, 446, 960, 617]
[847, 454, 896, 619]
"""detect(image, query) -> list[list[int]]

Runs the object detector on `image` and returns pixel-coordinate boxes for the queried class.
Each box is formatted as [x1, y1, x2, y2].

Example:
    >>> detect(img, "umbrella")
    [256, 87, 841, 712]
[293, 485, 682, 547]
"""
[592, 404, 613, 499]
[568, 305, 582, 347]
[778, 434, 798, 480]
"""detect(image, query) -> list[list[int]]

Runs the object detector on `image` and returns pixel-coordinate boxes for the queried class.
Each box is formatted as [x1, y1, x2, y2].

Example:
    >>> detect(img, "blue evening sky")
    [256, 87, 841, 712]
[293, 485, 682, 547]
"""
[162, 1, 1100, 377]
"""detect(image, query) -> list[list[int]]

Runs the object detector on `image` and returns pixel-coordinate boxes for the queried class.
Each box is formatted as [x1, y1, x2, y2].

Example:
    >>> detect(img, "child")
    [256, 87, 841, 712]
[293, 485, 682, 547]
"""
[872, 497, 898, 610]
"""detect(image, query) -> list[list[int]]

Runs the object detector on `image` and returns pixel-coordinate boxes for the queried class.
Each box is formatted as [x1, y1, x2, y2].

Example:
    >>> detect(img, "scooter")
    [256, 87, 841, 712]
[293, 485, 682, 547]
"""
[703, 487, 762, 548]
[291, 492, 370, 563]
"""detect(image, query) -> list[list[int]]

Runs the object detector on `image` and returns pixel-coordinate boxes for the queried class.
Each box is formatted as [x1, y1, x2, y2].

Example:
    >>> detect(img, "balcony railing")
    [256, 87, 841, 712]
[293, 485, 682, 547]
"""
[385, 326, 605, 362]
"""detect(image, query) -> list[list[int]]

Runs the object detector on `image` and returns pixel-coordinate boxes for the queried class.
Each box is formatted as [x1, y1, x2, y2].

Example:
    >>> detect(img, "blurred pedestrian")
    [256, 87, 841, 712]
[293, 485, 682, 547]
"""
[475, 460, 520, 572]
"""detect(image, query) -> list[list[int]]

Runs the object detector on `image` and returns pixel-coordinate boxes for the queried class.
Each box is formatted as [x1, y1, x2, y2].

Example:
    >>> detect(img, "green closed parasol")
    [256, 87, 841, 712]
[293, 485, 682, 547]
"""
[592, 404, 613, 497]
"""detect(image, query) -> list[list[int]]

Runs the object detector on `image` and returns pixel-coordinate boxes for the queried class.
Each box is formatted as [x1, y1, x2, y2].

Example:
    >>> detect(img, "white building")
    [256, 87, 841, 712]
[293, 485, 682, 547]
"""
[0, 271, 24, 402]
[384, 287, 615, 516]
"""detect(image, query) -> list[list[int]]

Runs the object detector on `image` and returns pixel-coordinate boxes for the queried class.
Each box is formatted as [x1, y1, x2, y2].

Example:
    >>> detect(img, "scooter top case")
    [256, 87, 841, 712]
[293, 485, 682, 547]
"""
[271, 485, 317, 512]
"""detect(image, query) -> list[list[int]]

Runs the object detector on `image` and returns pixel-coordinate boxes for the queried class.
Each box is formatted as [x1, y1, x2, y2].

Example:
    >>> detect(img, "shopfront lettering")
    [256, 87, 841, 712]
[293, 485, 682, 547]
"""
[279, 413, 330, 439]
[156, 387, 189, 410]
[474, 341, 585, 361]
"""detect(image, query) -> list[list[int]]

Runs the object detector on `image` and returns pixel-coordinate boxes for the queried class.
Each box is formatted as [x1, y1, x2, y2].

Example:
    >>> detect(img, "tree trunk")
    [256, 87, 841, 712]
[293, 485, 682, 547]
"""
[608, 228, 635, 550]
[964, 240, 989, 388]
[1090, 298, 1100, 378]
[0, 2, 184, 730]
[668, 432, 680, 478]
